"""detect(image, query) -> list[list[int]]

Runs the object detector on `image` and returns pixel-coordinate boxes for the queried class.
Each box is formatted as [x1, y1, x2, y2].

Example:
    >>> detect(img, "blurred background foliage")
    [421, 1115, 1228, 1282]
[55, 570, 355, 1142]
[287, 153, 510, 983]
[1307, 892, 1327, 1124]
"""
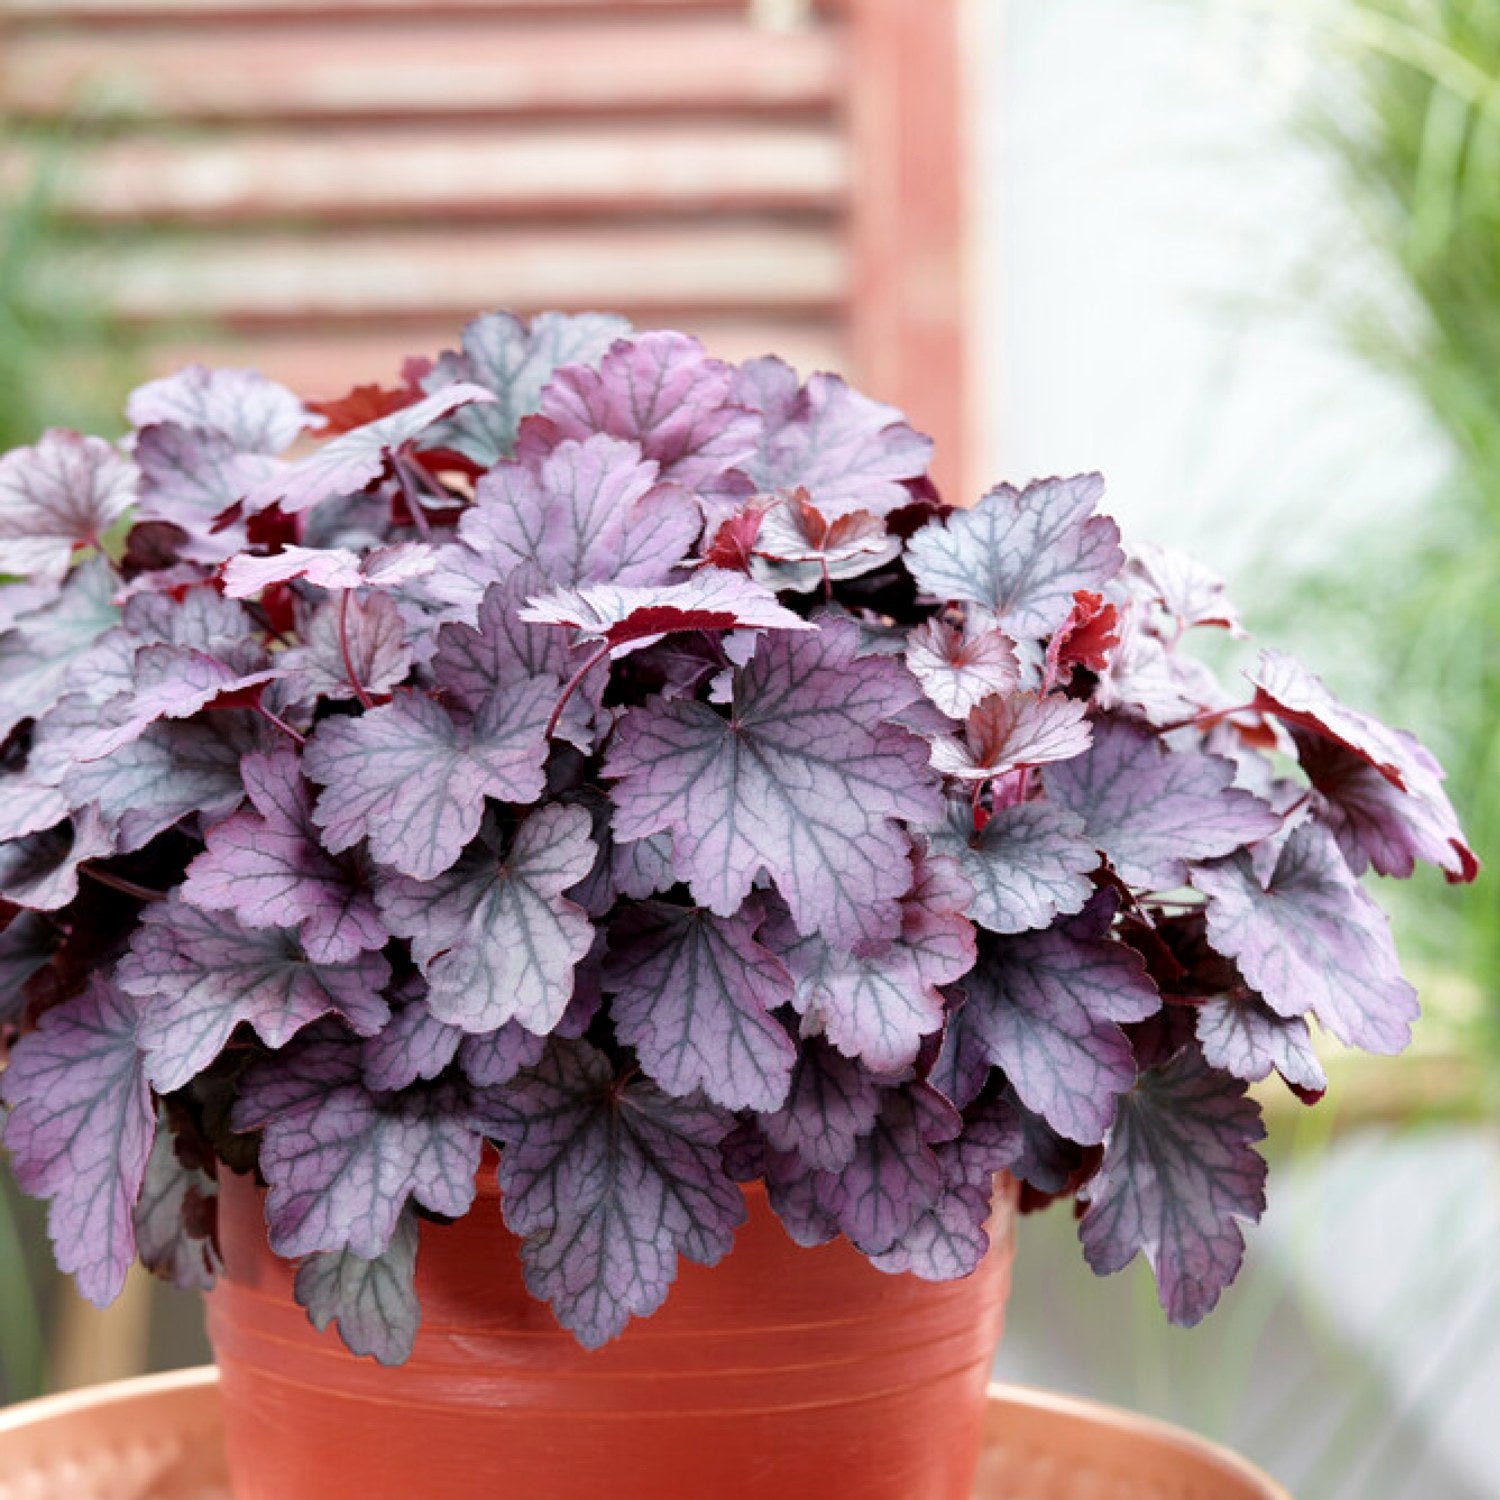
[1275, 0, 1500, 1066]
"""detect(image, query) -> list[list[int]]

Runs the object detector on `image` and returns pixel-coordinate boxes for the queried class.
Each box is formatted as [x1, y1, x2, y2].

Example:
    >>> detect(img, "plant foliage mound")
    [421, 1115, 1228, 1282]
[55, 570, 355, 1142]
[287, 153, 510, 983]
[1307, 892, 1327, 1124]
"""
[0, 314, 1476, 1361]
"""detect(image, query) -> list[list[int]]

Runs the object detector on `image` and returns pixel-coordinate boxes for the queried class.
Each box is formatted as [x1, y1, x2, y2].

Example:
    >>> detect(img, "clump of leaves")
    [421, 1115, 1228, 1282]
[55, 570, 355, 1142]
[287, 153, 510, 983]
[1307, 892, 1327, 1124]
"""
[0, 313, 1476, 1362]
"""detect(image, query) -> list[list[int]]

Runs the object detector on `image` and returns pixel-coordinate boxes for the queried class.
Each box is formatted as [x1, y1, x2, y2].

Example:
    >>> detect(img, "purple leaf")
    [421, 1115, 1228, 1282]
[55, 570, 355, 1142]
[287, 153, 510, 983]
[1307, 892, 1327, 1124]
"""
[928, 994, 993, 1111]
[0, 806, 115, 911]
[520, 567, 811, 659]
[899, 848, 979, 985]
[607, 619, 942, 951]
[430, 575, 600, 750]
[0, 978, 153, 1304]
[959, 913, 1161, 1144]
[304, 685, 553, 881]
[221, 542, 434, 599]
[233, 1031, 483, 1260]
[134, 1124, 219, 1292]
[73, 644, 278, 762]
[905, 618, 1020, 719]
[826, 1083, 960, 1254]
[603, 900, 796, 1112]
[181, 750, 386, 964]
[0, 912, 58, 1027]
[459, 1021, 547, 1088]
[610, 830, 677, 901]
[375, 804, 595, 1035]
[447, 435, 697, 599]
[523, 331, 758, 498]
[479, 1037, 744, 1348]
[1196, 992, 1326, 1094]
[361, 994, 462, 1092]
[295, 1208, 420, 1366]
[1125, 544, 1243, 635]
[1044, 716, 1281, 887]
[0, 578, 61, 633]
[133, 424, 281, 563]
[423, 309, 631, 467]
[870, 1097, 1022, 1279]
[1295, 728, 1477, 884]
[735, 357, 934, 518]
[762, 897, 947, 1075]
[1191, 822, 1418, 1053]
[279, 592, 413, 705]
[127, 365, 310, 454]
[58, 717, 253, 854]
[927, 798, 1097, 934]
[245, 385, 494, 516]
[0, 762, 69, 842]
[756, 1035, 882, 1172]
[0, 558, 120, 740]
[749, 491, 899, 592]
[1247, 649, 1429, 791]
[928, 693, 1092, 781]
[1079, 1044, 1267, 1326]
[906, 474, 1124, 637]
[0, 429, 138, 580]
[118, 894, 391, 1093]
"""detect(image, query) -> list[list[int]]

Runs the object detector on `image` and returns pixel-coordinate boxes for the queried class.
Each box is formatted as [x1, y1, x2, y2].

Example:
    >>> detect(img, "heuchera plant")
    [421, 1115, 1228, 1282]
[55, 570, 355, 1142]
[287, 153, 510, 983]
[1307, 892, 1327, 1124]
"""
[0, 314, 1477, 1363]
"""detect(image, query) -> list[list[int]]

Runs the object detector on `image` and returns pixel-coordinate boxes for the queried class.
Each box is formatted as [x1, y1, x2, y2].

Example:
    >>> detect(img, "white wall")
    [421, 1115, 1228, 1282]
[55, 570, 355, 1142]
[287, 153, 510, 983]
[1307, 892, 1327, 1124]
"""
[978, 0, 1451, 597]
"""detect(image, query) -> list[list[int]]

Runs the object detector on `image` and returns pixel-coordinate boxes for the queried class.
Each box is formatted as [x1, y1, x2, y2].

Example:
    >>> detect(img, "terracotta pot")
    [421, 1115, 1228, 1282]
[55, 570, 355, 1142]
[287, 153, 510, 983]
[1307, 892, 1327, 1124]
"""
[206, 1168, 1018, 1500]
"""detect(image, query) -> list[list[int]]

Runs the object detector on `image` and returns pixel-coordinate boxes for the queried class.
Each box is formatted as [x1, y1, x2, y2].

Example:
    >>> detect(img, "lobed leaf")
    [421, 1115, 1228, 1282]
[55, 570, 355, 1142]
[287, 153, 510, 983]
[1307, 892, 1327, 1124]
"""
[295, 1208, 420, 1366]
[1079, 1044, 1267, 1326]
[375, 804, 595, 1035]
[906, 475, 1123, 637]
[0, 978, 154, 1304]
[734, 357, 933, 518]
[959, 908, 1161, 1144]
[0, 430, 138, 581]
[1191, 823, 1418, 1054]
[607, 619, 942, 951]
[1044, 715, 1280, 887]
[423, 310, 631, 467]
[927, 799, 1097, 935]
[182, 750, 386, 964]
[604, 900, 796, 1112]
[305, 685, 552, 881]
[478, 1037, 744, 1348]
[118, 894, 391, 1092]
[127, 365, 309, 454]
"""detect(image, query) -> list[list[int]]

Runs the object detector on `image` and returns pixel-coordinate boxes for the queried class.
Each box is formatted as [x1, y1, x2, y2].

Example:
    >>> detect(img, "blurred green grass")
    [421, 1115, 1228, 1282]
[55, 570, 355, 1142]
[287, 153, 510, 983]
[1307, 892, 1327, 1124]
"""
[1266, 0, 1500, 1062]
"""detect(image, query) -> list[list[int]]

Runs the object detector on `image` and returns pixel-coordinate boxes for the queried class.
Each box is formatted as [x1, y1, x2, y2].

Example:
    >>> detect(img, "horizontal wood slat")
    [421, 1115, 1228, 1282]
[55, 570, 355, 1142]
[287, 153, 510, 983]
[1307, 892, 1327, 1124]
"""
[147, 317, 849, 400]
[47, 223, 845, 324]
[4, 123, 846, 223]
[6, 0, 815, 19]
[2, 19, 841, 123]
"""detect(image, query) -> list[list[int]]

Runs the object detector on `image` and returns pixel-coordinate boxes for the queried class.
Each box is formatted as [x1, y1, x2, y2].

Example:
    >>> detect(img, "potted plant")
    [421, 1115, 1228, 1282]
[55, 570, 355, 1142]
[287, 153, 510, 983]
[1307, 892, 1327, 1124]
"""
[0, 313, 1475, 1500]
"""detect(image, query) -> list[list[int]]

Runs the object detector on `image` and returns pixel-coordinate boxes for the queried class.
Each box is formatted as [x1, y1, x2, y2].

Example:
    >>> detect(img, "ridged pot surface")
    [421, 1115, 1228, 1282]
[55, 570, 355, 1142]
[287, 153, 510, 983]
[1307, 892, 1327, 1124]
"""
[206, 1168, 1016, 1500]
